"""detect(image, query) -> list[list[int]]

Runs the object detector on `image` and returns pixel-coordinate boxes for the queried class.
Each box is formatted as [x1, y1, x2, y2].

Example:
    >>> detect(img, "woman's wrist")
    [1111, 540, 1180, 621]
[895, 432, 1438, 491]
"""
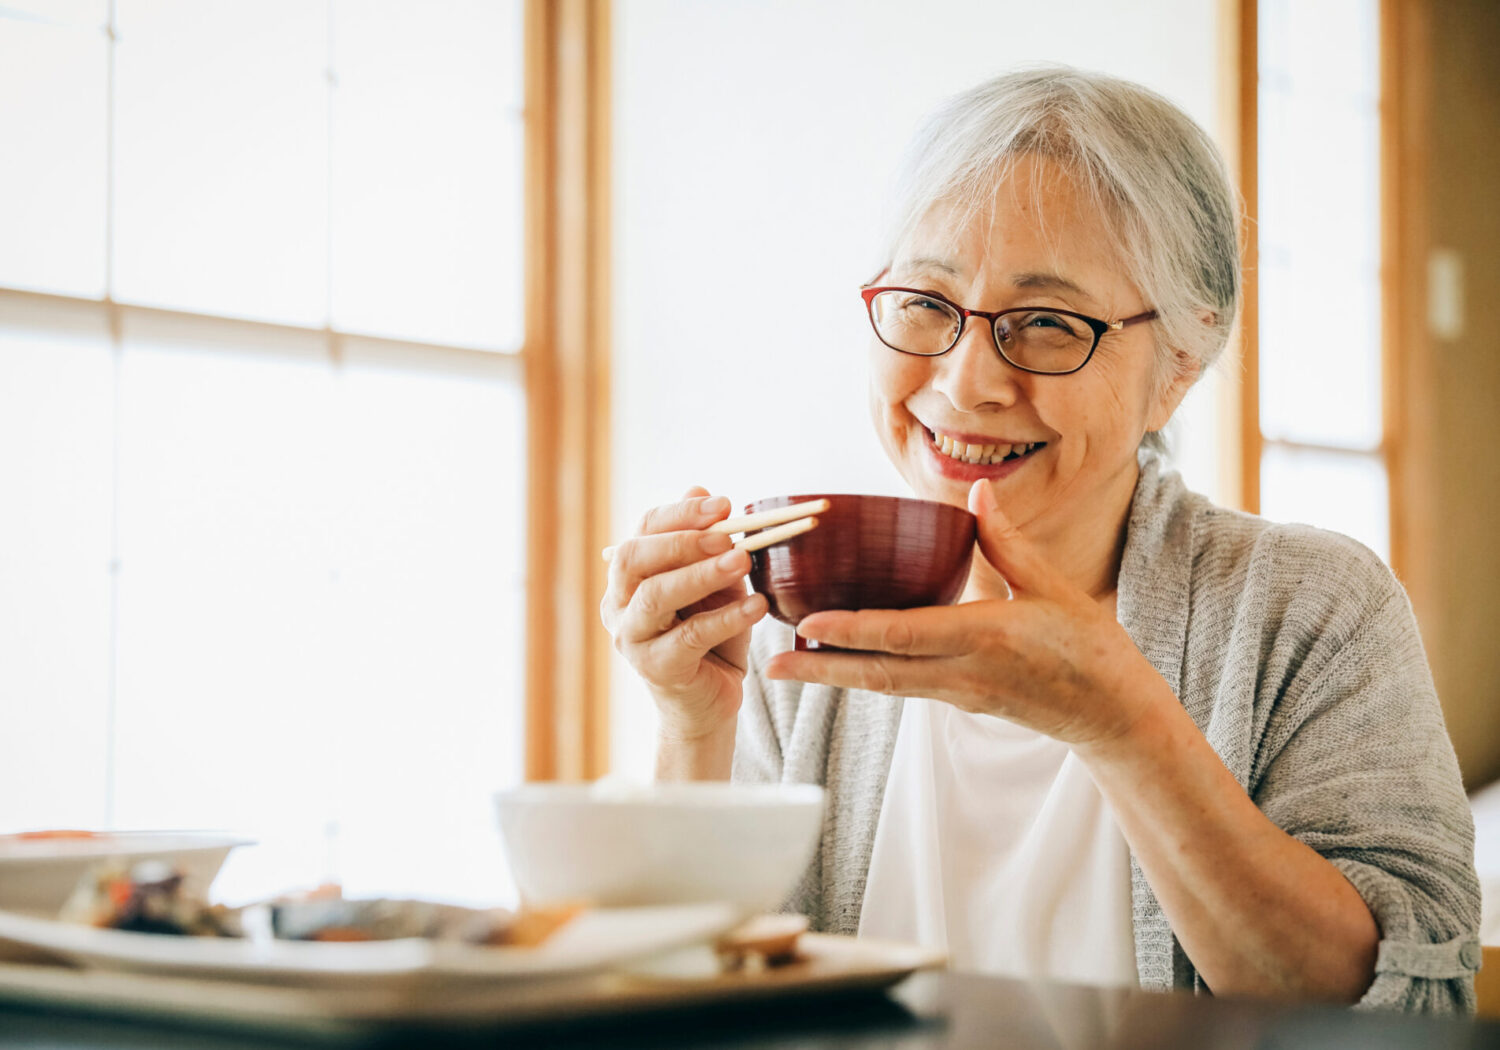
[1071, 656, 1189, 772]
[655, 718, 737, 781]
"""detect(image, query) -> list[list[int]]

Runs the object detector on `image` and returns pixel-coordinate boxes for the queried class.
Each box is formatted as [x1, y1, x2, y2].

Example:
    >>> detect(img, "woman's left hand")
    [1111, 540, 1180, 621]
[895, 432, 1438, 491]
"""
[762, 479, 1171, 750]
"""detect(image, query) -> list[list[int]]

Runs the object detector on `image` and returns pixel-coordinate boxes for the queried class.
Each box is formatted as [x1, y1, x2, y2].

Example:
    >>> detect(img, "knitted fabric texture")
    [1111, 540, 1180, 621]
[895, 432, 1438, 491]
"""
[731, 454, 1481, 1012]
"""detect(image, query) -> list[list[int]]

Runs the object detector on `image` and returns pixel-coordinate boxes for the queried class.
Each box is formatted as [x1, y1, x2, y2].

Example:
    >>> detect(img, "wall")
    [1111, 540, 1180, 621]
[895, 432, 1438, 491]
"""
[608, 0, 1227, 778]
[1419, 0, 1500, 787]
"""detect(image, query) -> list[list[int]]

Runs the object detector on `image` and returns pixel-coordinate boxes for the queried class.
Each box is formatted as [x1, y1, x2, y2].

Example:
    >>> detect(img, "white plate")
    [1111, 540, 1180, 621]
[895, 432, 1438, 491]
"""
[0, 831, 252, 913]
[0, 932, 945, 1035]
[0, 903, 740, 985]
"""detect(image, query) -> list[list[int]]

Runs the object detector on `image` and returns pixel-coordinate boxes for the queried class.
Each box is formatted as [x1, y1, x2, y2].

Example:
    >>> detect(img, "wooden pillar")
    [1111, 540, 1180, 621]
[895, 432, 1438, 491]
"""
[524, 0, 613, 781]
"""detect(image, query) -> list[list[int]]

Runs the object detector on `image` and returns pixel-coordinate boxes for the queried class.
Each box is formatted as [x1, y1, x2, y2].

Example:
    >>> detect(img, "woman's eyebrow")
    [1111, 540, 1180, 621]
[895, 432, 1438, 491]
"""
[1008, 271, 1091, 297]
[1007, 270, 1109, 312]
[897, 256, 963, 277]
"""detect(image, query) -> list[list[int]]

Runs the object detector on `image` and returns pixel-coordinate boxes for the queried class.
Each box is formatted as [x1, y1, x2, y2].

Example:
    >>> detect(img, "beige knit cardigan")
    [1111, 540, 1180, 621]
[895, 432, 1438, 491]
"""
[731, 455, 1481, 1012]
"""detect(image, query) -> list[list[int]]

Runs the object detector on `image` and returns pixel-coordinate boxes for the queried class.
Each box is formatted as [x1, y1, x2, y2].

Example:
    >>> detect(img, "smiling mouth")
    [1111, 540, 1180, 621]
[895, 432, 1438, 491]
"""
[926, 429, 1047, 466]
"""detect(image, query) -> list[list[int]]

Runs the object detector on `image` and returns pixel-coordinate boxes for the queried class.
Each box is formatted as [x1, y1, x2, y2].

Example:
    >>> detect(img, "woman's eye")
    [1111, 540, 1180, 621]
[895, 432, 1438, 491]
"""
[1019, 311, 1089, 337]
[900, 295, 947, 313]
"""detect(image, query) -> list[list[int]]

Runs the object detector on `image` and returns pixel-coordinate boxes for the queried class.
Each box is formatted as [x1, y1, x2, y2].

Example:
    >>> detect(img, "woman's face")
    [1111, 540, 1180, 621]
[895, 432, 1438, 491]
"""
[868, 155, 1193, 549]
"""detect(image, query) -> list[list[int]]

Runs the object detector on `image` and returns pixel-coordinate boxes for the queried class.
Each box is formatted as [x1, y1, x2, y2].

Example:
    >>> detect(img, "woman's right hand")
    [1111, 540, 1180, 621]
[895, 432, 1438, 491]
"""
[601, 486, 769, 743]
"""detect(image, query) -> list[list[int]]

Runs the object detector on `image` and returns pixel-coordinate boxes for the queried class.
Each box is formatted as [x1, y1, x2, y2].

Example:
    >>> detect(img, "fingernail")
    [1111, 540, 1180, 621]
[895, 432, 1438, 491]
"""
[700, 495, 730, 516]
[717, 549, 746, 572]
[699, 531, 732, 555]
[740, 594, 764, 615]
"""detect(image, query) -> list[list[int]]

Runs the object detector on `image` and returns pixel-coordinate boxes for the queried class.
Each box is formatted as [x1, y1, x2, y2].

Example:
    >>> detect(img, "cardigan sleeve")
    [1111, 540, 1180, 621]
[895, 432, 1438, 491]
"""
[1248, 534, 1481, 1012]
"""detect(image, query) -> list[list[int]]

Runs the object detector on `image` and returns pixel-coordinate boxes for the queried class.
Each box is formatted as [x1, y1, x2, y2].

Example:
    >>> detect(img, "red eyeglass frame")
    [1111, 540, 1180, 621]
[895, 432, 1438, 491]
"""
[860, 284, 1159, 376]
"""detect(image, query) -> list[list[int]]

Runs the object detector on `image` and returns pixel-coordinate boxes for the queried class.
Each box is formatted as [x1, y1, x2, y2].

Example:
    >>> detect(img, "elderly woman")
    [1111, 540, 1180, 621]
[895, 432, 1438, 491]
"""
[600, 68, 1479, 1010]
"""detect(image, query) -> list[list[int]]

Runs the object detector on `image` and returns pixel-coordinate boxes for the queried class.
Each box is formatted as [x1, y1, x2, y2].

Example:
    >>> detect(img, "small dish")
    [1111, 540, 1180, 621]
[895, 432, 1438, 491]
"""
[0, 831, 252, 915]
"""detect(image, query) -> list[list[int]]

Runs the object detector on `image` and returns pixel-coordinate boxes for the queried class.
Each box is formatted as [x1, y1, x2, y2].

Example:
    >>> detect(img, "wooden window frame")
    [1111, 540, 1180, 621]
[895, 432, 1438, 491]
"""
[1234, 0, 1261, 514]
[1234, 0, 1414, 589]
[523, 0, 613, 781]
[1380, 0, 1432, 599]
[0, 2, 607, 787]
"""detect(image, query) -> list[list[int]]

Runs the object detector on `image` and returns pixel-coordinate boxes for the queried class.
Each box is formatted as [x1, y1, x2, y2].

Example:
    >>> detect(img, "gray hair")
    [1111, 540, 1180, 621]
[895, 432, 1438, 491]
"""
[880, 66, 1241, 453]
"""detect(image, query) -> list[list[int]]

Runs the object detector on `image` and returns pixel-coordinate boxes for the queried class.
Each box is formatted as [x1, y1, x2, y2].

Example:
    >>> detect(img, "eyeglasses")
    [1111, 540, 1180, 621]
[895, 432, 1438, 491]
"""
[861, 285, 1158, 376]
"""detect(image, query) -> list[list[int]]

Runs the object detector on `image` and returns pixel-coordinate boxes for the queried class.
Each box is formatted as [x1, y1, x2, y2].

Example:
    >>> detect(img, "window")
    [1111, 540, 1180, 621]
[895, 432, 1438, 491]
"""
[1252, 0, 1389, 559]
[0, 0, 531, 905]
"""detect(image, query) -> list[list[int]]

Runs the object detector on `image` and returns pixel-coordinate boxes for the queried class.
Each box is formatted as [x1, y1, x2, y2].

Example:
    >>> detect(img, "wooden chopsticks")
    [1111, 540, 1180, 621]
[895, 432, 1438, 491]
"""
[728, 513, 821, 553]
[708, 498, 830, 540]
[602, 498, 828, 561]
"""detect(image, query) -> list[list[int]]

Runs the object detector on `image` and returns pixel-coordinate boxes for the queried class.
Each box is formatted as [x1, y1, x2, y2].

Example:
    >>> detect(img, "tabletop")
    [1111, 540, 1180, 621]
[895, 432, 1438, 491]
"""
[2, 971, 1499, 1050]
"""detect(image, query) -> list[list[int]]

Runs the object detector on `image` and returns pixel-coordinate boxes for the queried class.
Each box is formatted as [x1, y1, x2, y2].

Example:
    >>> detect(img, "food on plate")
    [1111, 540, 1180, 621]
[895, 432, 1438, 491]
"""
[60, 861, 241, 937]
[57, 866, 582, 950]
[7, 829, 103, 841]
[270, 895, 457, 942]
[715, 913, 808, 973]
[481, 902, 584, 947]
[271, 890, 581, 946]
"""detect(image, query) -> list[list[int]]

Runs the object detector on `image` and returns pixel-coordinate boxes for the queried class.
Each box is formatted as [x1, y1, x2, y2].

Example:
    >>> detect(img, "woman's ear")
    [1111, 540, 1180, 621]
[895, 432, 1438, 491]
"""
[1147, 348, 1201, 431]
[1145, 311, 1213, 432]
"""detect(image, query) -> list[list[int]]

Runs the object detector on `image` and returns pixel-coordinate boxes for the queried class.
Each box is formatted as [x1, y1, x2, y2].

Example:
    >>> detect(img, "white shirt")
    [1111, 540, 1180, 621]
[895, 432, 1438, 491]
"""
[857, 696, 1138, 987]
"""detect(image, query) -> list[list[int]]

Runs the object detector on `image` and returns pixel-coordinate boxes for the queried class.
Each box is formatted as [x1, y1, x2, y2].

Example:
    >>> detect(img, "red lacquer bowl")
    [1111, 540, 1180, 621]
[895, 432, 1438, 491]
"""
[744, 494, 977, 651]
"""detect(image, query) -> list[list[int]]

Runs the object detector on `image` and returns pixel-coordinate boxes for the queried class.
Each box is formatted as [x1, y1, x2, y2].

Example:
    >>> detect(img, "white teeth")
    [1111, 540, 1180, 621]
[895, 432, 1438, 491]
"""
[930, 431, 1042, 465]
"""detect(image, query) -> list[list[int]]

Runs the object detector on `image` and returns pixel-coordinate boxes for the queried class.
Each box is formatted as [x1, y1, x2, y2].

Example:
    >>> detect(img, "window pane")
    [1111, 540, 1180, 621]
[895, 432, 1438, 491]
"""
[1258, 265, 1382, 449]
[1260, 445, 1388, 562]
[0, 295, 114, 830]
[4, 5, 530, 903]
[111, 311, 340, 863]
[328, 337, 525, 905]
[329, 0, 524, 351]
[0, 13, 108, 298]
[1258, 0, 1381, 450]
[1259, 98, 1379, 273]
[1260, 0, 1378, 105]
[110, 314, 525, 905]
[112, 0, 328, 326]
[0, 1, 106, 25]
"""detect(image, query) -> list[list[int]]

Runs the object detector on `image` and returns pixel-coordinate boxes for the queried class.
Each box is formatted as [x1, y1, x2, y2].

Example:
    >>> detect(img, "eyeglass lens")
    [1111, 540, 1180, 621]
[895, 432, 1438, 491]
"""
[868, 290, 1095, 374]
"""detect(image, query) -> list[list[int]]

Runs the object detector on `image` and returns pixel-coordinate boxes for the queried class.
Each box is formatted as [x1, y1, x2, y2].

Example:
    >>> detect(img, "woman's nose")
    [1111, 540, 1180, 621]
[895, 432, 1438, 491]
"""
[930, 317, 1022, 411]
